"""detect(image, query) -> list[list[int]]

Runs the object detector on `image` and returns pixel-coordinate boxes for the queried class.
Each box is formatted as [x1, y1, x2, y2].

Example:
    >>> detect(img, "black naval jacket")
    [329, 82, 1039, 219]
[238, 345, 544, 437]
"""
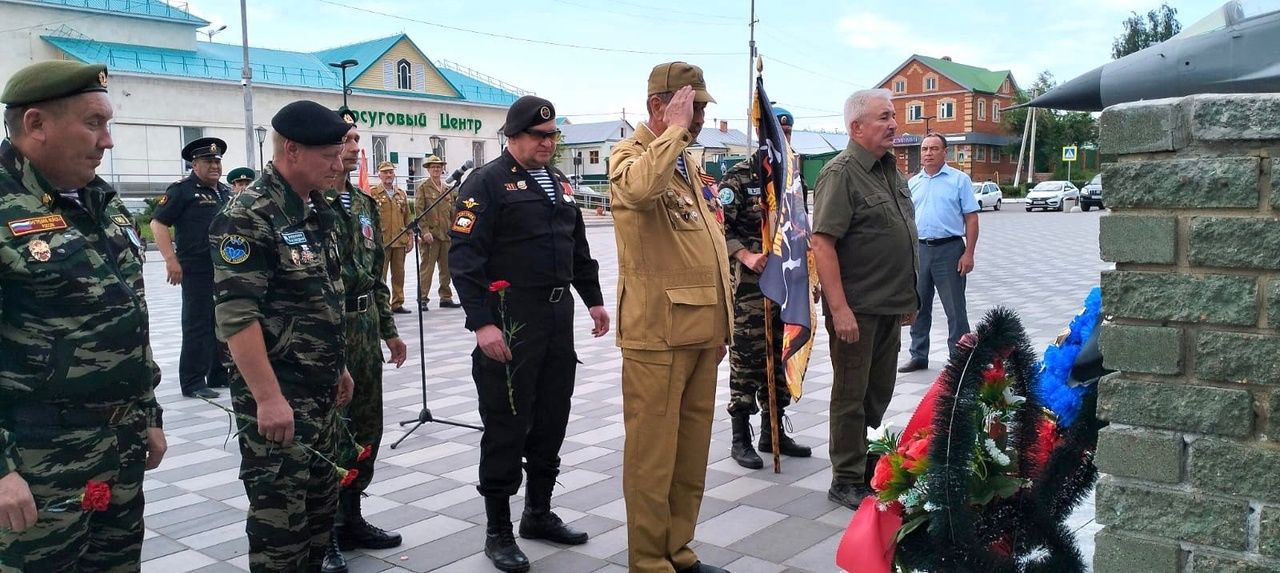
[152, 173, 231, 273]
[448, 150, 604, 331]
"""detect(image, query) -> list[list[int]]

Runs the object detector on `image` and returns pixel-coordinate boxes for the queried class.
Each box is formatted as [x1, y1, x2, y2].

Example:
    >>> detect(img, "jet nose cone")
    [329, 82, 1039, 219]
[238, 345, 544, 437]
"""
[1027, 65, 1105, 112]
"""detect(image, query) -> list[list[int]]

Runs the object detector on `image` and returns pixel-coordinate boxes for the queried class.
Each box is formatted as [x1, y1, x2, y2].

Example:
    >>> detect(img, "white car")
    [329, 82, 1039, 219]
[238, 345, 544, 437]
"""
[972, 182, 1003, 211]
[1025, 180, 1080, 212]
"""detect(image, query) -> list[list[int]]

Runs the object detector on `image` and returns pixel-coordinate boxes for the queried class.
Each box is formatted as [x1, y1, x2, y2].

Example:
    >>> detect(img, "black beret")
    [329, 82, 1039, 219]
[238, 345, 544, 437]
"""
[182, 137, 227, 162]
[271, 100, 349, 146]
[227, 167, 255, 184]
[337, 106, 357, 125]
[502, 95, 556, 137]
[2, 61, 109, 108]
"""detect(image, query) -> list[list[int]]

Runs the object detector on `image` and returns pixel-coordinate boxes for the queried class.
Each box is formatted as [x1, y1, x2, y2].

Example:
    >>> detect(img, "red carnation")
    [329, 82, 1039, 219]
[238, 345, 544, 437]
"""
[870, 454, 895, 492]
[489, 280, 511, 292]
[338, 468, 359, 487]
[356, 444, 373, 462]
[80, 481, 111, 512]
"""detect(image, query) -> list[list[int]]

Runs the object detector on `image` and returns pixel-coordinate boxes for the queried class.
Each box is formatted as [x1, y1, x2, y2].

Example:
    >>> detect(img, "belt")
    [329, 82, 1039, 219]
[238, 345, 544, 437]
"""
[508, 285, 568, 303]
[919, 236, 962, 246]
[4, 402, 134, 427]
[345, 293, 371, 313]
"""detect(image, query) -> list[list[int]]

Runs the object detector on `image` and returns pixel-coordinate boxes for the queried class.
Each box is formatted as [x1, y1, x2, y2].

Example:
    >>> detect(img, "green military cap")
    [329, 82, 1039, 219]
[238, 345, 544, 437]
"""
[647, 61, 715, 103]
[227, 167, 255, 184]
[2, 61, 109, 108]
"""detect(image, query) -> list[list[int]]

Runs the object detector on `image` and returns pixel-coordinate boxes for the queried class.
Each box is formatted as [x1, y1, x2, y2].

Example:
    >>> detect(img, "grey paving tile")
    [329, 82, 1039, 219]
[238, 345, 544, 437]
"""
[531, 549, 611, 573]
[727, 516, 842, 562]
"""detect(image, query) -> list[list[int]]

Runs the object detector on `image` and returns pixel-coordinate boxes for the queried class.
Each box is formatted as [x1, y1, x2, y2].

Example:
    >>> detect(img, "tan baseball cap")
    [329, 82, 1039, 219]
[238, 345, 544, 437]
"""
[647, 62, 715, 103]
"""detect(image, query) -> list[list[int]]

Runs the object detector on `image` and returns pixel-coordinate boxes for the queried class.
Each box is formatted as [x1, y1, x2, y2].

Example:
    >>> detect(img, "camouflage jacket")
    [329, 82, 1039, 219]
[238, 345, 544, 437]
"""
[209, 162, 347, 394]
[0, 139, 162, 478]
[720, 157, 766, 283]
[325, 182, 397, 339]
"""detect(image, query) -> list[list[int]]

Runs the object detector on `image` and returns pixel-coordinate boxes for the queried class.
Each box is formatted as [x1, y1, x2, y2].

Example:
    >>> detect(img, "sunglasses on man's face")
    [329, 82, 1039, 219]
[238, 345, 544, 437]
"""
[523, 128, 561, 141]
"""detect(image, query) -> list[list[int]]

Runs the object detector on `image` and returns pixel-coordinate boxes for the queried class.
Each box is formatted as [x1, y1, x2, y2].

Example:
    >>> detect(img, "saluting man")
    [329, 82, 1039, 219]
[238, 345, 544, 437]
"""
[151, 136, 233, 399]
[450, 95, 608, 573]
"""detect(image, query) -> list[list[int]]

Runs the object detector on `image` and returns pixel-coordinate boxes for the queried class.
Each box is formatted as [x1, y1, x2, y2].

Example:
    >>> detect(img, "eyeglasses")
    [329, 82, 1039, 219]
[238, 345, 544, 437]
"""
[522, 128, 561, 141]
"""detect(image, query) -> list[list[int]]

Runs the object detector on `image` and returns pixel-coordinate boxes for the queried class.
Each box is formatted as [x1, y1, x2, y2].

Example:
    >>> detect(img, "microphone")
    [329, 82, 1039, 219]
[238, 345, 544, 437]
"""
[445, 160, 475, 186]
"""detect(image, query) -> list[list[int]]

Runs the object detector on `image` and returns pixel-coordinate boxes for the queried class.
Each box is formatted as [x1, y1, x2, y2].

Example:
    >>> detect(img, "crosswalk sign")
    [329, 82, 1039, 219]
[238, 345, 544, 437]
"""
[1062, 145, 1078, 162]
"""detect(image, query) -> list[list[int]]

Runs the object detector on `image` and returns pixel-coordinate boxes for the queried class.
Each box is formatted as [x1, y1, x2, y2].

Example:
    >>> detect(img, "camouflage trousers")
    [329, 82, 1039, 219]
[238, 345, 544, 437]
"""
[0, 407, 148, 572]
[339, 306, 385, 493]
[728, 279, 791, 417]
[233, 379, 339, 573]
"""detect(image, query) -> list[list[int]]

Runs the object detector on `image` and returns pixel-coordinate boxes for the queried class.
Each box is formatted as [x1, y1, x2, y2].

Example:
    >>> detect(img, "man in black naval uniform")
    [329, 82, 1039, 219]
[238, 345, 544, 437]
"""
[449, 95, 610, 573]
[150, 137, 232, 398]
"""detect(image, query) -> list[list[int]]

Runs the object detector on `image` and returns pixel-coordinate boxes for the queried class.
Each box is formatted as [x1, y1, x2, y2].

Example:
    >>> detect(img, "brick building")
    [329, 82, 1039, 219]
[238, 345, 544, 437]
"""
[876, 55, 1022, 183]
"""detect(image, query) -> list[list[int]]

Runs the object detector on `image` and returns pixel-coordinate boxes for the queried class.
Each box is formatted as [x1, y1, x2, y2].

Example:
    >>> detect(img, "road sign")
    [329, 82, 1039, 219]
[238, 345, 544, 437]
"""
[1062, 145, 1078, 162]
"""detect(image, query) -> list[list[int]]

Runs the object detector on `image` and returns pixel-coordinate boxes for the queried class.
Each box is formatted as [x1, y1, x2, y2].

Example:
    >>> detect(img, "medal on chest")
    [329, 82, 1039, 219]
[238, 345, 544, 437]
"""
[359, 213, 375, 249]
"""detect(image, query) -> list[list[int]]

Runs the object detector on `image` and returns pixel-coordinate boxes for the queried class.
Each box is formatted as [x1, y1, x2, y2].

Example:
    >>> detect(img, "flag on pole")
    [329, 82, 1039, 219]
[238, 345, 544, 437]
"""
[357, 148, 370, 194]
[754, 74, 817, 400]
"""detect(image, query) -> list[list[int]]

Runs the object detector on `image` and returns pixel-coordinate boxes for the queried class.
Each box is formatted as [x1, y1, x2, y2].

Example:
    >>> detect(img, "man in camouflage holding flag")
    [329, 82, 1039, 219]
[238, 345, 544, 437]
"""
[320, 115, 408, 573]
[210, 100, 355, 572]
[0, 61, 167, 570]
[718, 106, 812, 469]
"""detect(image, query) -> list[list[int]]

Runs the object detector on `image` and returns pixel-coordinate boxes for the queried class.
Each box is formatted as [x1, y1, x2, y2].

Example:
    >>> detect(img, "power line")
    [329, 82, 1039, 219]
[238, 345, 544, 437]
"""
[312, 0, 740, 56]
[550, 0, 738, 28]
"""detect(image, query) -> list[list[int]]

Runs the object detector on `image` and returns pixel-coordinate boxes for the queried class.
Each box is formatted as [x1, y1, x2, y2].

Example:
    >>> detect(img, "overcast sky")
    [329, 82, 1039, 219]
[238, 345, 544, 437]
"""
[185, 0, 1225, 132]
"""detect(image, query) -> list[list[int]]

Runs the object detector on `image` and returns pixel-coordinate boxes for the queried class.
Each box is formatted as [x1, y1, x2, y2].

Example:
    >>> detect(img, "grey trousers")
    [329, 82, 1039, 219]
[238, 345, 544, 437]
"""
[909, 238, 970, 363]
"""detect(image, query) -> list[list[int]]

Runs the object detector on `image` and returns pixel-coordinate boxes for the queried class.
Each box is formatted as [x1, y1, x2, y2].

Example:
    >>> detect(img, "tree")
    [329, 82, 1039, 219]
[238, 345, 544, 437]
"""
[1112, 3, 1182, 59]
[1002, 71, 1099, 181]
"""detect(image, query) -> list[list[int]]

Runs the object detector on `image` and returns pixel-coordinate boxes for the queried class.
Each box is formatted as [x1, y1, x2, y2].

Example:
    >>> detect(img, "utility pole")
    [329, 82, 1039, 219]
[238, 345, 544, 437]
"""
[745, 0, 757, 157]
[240, 0, 255, 170]
[1014, 88, 1034, 187]
[1026, 103, 1039, 184]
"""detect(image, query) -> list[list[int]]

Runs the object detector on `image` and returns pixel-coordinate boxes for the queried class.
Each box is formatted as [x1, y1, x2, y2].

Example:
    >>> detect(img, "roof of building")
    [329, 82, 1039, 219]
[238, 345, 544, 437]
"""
[696, 127, 748, 150]
[788, 130, 849, 155]
[879, 54, 1017, 95]
[16, 0, 208, 25]
[560, 119, 633, 145]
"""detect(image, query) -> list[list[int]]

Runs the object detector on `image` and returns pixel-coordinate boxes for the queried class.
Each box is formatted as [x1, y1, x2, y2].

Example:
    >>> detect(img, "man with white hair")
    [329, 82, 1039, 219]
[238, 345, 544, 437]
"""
[810, 89, 918, 509]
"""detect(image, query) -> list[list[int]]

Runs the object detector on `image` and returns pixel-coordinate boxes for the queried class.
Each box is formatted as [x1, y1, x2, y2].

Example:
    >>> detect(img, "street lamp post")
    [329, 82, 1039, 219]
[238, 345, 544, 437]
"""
[254, 125, 267, 171]
[329, 59, 358, 109]
[428, 135, 443, 160]
[923, 115, 937, 134]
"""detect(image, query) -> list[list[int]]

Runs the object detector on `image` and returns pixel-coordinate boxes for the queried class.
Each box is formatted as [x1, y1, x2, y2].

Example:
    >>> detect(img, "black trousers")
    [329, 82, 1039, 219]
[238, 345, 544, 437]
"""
[472, 290, 577, 498]
[179, 269, 227, 392]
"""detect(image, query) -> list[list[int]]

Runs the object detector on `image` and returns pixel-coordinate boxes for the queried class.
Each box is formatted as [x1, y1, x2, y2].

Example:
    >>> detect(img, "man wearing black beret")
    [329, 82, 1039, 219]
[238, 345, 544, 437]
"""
[450, 95, 609, 572]
[151, 136, 232, 400]
[209, 99, 356, 571]
[0, 60, 166, 571]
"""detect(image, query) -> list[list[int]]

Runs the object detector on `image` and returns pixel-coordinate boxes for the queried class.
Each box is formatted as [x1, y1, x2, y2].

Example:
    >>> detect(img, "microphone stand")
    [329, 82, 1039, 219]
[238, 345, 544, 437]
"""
[388, 180, 483, 449]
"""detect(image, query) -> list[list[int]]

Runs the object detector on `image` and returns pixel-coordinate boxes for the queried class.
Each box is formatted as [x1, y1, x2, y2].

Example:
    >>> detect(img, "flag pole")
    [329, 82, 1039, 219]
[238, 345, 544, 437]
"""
[757, 56, 782, 474]
[745, 0, 757, 157]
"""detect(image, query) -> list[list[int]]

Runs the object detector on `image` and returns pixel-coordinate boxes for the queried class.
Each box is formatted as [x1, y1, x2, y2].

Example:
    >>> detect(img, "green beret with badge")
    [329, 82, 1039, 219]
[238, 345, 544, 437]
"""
[2, 61, 109, 107]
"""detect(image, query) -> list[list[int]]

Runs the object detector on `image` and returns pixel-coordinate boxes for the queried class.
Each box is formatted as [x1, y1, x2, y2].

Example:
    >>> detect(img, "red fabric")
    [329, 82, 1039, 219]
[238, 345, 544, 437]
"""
[837, 496, 903, 573]
[357, 149, 370, 194]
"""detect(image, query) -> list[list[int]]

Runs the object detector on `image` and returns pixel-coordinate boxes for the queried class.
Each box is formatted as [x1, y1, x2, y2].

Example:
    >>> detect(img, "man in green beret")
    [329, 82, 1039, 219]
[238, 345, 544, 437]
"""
[0, 61, 167, 570]
[228, 167, 255, 193]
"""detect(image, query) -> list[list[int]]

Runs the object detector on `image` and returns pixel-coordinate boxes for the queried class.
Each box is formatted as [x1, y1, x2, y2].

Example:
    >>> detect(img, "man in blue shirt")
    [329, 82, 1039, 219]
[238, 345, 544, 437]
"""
[899, 133, 980, 372]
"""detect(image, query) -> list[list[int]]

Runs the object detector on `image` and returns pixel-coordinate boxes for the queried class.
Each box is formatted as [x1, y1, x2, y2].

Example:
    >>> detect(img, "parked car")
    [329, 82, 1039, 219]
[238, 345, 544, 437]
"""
[972, 181, 1003, 211]
[1080, 174, 1104, 211]
[1025, 180, 1080, 212]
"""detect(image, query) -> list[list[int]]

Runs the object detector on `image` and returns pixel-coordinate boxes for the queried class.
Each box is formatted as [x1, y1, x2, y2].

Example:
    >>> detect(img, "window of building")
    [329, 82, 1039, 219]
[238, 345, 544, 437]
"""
[924, 75, 938, 91]
[396, 59, 412, 90]
[977, 99, 987, 121]
[957, 146, 969, 163]
[180, 126, 204, 146]
[975, 145, 987, 162]
[991, 147, 1002, 162]
[372, 135, 388, 167]
[472, 140, 485, 166]
[946, 146, 956, 162]
[907, 103, 924, 122]
[893, 78, 906, 94]
[589, 150, 600, 164]
[938, 99, 955, 120]
[993, 102, 1002, 122]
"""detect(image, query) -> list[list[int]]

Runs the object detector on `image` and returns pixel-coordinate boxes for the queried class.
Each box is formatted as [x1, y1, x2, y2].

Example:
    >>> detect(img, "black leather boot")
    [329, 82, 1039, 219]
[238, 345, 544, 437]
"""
[730, 414, 763, 469]
[485, 496, 530, 573]
[335, 490, 402, 550]
[519, 479, 588, 545]
[757, 411, 812, 457]
[320, 529, 348, 573]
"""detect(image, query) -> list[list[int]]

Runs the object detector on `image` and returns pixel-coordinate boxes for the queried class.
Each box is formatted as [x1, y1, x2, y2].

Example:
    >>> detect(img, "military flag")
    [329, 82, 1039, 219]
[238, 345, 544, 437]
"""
[754, 75, 817, 400]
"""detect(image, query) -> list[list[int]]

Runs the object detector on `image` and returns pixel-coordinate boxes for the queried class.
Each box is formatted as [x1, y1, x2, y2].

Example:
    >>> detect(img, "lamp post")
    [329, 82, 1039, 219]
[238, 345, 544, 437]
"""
[329, 59, 358, 109]
[429, 135, 443, 160]
[922, 115, 937, 134]
[254, 125, 267, 171]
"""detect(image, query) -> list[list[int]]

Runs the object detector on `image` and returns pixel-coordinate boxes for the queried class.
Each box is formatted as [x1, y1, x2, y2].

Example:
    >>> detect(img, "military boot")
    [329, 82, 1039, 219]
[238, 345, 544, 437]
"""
[484, 496, 530, 573]
[730, 414, 763, 469]
[335, 490, 402, 550]
[757, 411, 812, 457]
[519, 479, 588, 545]
[320, 529, 348, 573]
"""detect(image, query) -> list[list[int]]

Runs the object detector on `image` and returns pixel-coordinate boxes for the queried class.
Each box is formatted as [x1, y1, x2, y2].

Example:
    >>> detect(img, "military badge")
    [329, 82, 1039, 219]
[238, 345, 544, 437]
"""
[516, 181, 527, 190]
[98, 70, 108, 88]
[463, 198, 479, 208]
[504, 183, 518, 191]
[28, 239, 51, 262]
[359, 213, 374, 241]
[8, 214, 68, 237]
[747, 186, 762, 196]
[451, 210, 476, 234]
[300, 245, 317, 264]
[718, 187, 735, 205]
[220, 234, 251, 264]
[281, 230, 307, 246]
[290, 249, 302, 265]
[539, 106, 551, 120]
[111, 214, 131, 227]
[158, 195, 169, 206]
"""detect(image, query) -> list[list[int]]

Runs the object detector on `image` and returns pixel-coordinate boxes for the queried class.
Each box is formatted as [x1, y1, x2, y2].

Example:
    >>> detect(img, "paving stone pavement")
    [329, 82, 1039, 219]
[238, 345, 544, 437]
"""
[137, 206, 1110, 572]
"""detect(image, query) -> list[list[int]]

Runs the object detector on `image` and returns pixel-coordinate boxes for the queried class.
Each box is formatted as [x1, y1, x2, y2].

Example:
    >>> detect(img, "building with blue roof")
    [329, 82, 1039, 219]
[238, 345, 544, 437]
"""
[1, 0, 528, 192]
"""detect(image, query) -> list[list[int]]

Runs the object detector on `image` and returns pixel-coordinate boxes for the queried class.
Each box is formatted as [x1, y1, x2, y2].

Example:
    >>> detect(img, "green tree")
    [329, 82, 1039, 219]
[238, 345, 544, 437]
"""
[1112, 3, 1182, 59]
[1002, 70, 1099, 180]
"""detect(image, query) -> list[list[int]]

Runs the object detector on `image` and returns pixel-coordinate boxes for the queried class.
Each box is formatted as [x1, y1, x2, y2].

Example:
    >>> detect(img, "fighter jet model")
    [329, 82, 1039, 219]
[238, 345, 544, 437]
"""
[1022, 0, 1280, 111]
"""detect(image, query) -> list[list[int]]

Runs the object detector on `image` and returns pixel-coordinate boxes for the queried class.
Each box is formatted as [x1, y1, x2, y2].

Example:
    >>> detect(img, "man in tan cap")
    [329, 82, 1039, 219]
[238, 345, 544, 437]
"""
[0, 61, 166, 570]
[609, 62, 733, 573]
[370, 161, 412, 313]
[414, 154, 460, 311]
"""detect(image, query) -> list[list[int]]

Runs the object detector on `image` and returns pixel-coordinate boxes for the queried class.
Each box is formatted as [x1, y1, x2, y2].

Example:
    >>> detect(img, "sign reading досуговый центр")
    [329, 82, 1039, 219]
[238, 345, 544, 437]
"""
[347, 109, 483, 133]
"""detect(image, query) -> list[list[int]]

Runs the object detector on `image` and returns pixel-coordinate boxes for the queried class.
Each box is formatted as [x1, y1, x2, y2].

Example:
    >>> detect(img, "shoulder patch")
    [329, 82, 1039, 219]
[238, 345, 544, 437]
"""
[8, 214, 68, 237]
[219, 234, 251, 264]
[718, 187, 735, 205]
[451, 210, 476, 234]
[110, 214, 131, 227]
[463, 198, 479, 209]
